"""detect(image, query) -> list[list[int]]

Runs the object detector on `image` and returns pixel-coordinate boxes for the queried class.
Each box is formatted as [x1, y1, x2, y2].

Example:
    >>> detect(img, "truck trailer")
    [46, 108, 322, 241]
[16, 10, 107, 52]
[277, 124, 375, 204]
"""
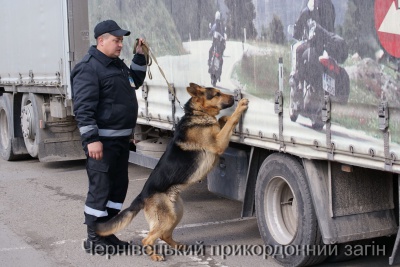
[0, 0, 88, 161]
[1, 0, 400, 266]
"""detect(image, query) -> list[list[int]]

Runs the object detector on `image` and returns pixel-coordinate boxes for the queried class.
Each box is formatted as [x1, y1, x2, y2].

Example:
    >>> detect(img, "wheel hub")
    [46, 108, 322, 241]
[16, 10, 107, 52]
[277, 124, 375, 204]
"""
[21, 103, 34, 140]
[265, 176, 298, 245]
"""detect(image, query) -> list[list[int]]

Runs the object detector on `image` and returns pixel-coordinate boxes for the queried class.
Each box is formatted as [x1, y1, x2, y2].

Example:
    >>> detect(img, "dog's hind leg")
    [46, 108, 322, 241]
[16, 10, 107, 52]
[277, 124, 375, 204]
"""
[160, 195, 186, 251]
[142, 195, 167, 261]
[142, 193, 185, 260]
[142, 229, 165, 261]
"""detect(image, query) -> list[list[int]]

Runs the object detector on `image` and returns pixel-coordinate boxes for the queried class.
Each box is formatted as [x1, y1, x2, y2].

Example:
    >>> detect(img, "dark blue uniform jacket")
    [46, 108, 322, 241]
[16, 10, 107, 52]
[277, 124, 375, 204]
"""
[71, 46, 147, 147]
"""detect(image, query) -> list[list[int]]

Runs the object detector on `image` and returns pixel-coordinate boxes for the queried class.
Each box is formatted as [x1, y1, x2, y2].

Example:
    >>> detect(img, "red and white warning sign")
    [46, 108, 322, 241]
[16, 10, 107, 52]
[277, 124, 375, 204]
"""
[375, 0, 400, 58]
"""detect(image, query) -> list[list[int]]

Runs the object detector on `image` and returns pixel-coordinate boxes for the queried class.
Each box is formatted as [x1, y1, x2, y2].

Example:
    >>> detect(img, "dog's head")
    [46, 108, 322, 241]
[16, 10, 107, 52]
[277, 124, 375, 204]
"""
[186, 83, 234, 116]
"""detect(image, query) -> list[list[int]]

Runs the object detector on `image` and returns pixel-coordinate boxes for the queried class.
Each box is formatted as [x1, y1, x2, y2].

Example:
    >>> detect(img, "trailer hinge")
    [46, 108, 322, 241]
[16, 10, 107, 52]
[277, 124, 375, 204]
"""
[274, 90, 283, 114]
[378, 98, 389, 131]
[234, 88, 244, 142]
[168, 83, 177, 129]
[379, 93, 392, 170]
[322, 94, 331, 122]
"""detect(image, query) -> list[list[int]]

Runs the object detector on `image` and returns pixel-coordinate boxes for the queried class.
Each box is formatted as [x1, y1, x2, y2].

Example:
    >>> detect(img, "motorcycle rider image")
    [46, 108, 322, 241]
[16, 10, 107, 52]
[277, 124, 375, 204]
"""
[208, 10, 226, 86]
[291, 0, 347, 91]
[289, 0, 350, 129]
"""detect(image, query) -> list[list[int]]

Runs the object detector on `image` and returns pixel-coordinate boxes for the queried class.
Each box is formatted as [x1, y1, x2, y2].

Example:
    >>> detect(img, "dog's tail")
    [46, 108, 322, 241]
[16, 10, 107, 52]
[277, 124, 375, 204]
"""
[96, 196, 144, 236]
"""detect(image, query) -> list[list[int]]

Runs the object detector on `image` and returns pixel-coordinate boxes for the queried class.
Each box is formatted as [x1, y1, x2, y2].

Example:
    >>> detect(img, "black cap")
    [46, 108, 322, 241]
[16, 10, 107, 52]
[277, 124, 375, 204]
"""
[94, 20, 131, 39]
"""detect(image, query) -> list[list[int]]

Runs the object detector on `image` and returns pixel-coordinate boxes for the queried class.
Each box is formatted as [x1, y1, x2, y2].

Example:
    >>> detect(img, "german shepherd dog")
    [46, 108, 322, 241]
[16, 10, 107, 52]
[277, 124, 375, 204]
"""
[96, 83, 249, 261]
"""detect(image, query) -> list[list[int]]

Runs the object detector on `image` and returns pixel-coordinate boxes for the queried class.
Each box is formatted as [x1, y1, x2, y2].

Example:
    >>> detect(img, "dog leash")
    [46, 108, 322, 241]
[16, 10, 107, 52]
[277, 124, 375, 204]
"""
[134, 39, 184, 110]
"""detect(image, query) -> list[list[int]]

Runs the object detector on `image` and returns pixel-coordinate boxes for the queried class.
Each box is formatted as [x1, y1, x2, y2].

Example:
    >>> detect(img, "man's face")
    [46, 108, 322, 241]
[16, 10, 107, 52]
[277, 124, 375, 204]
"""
[97, 33, 124, 58]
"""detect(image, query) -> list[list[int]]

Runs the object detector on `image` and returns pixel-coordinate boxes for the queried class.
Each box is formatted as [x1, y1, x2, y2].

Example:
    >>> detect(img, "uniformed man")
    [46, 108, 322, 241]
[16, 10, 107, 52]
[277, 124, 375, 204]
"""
[71, 20, 147, 254]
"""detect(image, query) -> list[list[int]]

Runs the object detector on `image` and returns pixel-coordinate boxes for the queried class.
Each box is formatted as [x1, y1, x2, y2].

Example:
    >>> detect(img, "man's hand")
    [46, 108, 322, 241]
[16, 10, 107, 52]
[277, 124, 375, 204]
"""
[87, 141, 103, 160]
[134, 38, 145, 55]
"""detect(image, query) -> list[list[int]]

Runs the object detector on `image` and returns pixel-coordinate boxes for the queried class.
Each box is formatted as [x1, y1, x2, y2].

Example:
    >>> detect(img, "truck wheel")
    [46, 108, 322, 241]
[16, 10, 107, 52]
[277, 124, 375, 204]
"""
[0, 94, 17, 160]
[21, 93, 43, 158]
[255, 153, 327, 267]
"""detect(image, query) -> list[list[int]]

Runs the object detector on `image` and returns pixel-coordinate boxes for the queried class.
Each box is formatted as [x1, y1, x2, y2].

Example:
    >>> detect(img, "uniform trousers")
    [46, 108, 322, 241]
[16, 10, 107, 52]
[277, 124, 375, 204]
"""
[83, 137, 130, 227]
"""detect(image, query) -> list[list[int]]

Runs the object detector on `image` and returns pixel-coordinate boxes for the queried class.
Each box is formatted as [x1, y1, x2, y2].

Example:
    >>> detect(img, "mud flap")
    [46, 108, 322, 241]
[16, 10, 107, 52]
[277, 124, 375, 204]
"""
[303, 159, 398, 244]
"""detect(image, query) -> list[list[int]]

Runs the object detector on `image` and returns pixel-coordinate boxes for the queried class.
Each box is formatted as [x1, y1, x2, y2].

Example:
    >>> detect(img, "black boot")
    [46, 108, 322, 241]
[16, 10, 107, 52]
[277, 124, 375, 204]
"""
[105, 234, 130, 247]
[101, 208, 130, 249]
[103, 210, 130, 247]
[83, 226, 118, 256]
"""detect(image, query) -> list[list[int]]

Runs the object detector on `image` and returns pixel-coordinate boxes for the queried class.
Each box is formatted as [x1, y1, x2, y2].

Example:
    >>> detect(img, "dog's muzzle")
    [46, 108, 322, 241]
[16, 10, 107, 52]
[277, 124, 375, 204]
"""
[221, 95, 235, 109]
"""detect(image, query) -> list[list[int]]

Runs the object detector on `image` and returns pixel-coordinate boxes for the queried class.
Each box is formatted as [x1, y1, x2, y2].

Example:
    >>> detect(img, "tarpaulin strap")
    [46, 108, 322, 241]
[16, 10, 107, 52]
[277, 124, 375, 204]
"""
[275, 58, 285, 151]
[378, 92, 392, 170]
[323, 94, 333, 160]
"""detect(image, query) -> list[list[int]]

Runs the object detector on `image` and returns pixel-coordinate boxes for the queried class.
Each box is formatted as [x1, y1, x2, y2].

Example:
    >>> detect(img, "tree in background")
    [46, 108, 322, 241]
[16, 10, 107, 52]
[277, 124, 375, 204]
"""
[266, 15, 285, 45]
[162, 0, 217, 41]
[260, 25, 268, 41]
[89, 0, 185, 57]
[224, 0, 257, 40]
[342, 0, 378, 58]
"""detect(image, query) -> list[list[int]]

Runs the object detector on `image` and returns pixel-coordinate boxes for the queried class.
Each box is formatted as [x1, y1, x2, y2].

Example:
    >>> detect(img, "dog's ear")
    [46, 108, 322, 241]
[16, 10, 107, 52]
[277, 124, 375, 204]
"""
[189, 82, 200, 88]
[187, 83, 205, 97]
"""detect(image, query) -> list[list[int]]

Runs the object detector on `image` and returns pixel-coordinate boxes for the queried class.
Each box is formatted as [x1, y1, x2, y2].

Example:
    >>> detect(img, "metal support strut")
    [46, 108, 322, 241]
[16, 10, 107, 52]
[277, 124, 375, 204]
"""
[275, 57, 285, 151]
[322, 94, 333, 159]
[378, 92, 392, 171]
[234, 88, 244, 142]
[168, 83, 177, 129]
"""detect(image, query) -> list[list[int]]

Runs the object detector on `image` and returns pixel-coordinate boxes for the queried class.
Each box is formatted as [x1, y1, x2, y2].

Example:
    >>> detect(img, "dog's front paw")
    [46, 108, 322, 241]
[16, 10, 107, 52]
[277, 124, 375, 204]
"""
[237, 98, 249, 113]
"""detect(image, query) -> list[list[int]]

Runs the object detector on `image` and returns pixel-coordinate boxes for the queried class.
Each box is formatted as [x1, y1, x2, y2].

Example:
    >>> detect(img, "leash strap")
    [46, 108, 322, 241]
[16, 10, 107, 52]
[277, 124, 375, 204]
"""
[134, 39, 184, 110]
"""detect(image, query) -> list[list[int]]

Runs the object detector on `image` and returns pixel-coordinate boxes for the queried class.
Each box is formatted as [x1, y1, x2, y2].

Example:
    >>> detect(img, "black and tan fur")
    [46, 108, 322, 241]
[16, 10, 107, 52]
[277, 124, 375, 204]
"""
[96, 83, 249, 261]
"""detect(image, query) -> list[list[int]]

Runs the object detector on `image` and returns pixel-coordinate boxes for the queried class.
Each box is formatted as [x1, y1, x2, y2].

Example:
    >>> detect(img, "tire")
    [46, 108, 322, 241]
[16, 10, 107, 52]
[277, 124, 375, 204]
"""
[21, 93, 44, 158]
[255, 153, 327, 267]
[0, 94, 17, 160]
